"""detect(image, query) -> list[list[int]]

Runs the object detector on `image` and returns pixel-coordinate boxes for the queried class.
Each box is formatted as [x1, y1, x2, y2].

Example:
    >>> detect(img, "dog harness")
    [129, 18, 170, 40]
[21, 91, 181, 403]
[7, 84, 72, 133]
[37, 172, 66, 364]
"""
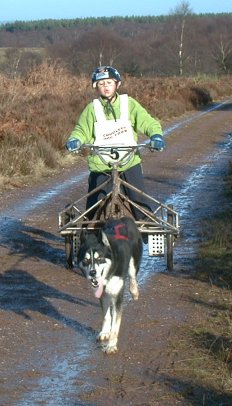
[113, 224, 129, 241]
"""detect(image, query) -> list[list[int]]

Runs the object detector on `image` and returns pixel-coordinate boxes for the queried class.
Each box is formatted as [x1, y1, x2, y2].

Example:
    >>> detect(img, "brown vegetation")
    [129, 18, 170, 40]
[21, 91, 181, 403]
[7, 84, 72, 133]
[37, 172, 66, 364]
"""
[1, 61, 232, 187]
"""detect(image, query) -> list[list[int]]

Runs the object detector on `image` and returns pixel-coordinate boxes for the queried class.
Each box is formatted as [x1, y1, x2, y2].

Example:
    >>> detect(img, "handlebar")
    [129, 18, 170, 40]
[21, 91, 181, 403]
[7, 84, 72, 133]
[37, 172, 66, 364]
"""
[80, 143, 148, 151]
[78, 143, 149, 168]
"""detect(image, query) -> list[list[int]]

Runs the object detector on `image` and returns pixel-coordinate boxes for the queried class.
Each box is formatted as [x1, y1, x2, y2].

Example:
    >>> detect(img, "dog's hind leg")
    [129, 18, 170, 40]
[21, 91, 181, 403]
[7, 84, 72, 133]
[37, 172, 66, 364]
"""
[128, 257, 139, 300]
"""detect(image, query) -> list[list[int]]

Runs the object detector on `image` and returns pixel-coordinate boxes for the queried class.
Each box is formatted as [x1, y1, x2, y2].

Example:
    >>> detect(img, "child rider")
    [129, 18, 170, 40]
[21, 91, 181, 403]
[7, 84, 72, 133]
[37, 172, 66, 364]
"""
[66, 65, 165, 220]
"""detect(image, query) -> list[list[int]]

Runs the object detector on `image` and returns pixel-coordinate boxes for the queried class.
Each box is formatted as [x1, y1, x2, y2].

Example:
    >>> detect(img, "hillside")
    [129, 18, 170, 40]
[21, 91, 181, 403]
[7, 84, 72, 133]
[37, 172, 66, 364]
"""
[0, 13, 232, 77]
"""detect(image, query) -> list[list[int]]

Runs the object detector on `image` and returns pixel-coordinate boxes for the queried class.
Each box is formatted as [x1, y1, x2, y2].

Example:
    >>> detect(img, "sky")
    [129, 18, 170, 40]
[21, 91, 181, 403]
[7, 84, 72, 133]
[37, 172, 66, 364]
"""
[1, 0, 232, 23]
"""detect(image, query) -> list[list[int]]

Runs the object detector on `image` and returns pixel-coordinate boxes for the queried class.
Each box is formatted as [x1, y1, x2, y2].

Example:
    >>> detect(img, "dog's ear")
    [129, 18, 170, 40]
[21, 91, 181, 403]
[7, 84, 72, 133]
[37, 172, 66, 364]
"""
[101, 230, 110, 247]
[80, 229, 88, 243]
[96, 228, 103, 242]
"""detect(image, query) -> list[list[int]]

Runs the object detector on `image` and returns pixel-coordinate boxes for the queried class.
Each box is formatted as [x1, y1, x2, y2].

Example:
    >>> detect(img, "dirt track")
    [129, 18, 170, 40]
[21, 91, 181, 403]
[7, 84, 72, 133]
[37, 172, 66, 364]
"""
[0, 101, 232, 405]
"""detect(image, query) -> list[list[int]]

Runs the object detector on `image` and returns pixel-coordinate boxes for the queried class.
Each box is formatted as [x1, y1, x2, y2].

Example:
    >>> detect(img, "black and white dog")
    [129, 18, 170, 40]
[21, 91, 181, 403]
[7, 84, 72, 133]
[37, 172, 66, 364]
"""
[78, 217, 143, 354]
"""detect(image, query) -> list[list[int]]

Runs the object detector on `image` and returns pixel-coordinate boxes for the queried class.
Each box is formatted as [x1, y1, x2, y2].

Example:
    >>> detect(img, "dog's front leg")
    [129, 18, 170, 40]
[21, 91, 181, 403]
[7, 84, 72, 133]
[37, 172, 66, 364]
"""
[104, 293, 123, 355]
[97, 294, 112, 342]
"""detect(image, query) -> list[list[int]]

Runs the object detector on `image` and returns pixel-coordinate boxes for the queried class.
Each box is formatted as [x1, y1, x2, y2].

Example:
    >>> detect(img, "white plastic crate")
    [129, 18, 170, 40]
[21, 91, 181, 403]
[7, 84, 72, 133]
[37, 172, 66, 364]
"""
[148, 234, 165, 256]
[73, 234, 81, 264]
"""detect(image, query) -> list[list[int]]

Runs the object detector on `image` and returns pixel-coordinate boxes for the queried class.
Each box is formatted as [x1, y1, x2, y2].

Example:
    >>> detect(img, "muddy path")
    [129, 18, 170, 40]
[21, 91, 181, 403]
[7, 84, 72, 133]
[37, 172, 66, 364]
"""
[0, 101, 232, 405]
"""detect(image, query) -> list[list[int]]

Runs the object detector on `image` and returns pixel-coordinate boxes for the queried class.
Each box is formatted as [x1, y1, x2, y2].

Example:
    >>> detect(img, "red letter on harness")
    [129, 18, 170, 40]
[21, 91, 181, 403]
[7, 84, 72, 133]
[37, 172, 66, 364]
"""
[114, 224, 128, 240]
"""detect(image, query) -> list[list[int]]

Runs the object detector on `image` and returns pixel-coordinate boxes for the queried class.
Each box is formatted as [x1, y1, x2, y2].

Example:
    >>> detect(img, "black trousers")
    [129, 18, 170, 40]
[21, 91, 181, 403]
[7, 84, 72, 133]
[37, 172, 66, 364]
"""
[86, 164, 152, 220]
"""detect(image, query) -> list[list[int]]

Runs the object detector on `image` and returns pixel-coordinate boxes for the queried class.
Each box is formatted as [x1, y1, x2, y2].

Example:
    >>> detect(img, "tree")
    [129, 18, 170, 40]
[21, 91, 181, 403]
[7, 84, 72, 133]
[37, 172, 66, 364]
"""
[209, 18, 232, 74]
[0, 48, 43, 78]
[47, 28, 125, 74]
[170, 1, 192, 75]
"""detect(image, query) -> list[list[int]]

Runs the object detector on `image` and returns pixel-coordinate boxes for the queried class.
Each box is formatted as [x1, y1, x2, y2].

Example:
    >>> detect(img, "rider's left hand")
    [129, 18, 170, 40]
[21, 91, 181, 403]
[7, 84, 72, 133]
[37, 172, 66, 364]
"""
[150, 134, 166, 151]
[66, 138, 82, 152]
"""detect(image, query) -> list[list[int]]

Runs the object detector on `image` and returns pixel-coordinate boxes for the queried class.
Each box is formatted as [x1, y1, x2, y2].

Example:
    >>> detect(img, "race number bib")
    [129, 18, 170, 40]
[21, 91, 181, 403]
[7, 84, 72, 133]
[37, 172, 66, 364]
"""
[94, 119, 136, 146]
[93, 95, 137, 164]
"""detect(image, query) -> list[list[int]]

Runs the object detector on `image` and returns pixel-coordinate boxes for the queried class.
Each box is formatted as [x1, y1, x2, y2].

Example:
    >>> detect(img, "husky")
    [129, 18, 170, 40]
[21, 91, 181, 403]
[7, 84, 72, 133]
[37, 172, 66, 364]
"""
[78, 217, 143, 354]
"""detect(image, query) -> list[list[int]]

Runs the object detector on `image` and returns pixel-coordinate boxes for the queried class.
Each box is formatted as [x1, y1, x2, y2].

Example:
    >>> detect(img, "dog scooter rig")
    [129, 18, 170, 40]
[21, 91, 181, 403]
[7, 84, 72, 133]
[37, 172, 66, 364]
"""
[58, 144, 180, 271]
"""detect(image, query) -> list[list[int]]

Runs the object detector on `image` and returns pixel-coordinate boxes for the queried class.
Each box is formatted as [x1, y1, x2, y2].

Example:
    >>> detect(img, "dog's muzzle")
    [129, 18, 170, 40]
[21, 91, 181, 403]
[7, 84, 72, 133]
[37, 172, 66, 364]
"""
[89, 270, 99, 288]
[91, 277, 99, 288]
[89, 269, 96, 278]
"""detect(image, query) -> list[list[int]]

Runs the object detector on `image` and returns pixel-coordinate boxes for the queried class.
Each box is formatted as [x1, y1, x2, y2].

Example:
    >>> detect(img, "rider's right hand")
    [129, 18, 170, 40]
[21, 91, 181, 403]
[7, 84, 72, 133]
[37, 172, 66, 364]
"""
[66, 138, 82, 152]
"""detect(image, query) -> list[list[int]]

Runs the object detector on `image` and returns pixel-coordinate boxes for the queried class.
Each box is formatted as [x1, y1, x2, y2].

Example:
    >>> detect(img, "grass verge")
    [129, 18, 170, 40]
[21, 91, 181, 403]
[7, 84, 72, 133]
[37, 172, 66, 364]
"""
[167, 161, 232, 405]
